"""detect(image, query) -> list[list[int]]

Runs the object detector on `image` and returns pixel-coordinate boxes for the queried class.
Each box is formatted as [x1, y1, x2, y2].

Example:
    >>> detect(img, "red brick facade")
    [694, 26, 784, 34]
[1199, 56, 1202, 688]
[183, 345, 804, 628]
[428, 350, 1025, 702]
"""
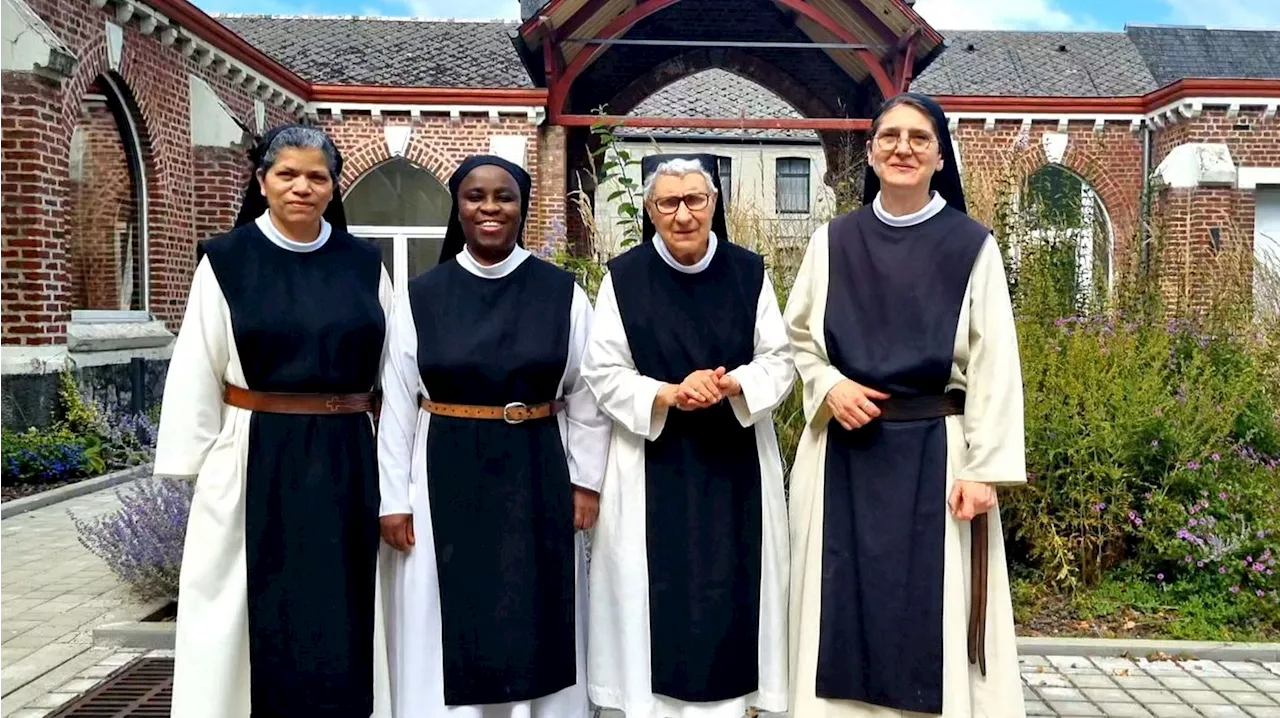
[1, 0, 293, 345]
[3, 0, 1278, 355]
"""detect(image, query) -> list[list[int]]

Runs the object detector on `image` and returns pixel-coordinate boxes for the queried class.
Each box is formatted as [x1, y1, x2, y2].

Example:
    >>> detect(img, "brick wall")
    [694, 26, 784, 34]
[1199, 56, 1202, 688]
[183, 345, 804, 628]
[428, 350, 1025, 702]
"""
[1151, 107, 1280, 312]
[953, 119, 1145, 261]
[193, 145, 253, 251]
[67, 94, 138, 311]
[320, 114, 557, 250]
[1, 0, 294, 344]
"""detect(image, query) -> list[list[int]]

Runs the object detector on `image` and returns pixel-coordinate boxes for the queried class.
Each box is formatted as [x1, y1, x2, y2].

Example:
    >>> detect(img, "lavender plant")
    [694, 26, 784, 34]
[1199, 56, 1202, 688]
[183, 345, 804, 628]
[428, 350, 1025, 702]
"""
[71, 477, 193, 601]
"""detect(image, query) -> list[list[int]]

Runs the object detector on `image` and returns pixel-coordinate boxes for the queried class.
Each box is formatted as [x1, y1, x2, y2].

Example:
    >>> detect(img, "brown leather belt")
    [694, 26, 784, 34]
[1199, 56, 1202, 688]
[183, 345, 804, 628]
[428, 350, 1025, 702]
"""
[873, 389, 988, 675]
[223, 385, 380, 415]
[419, 397, 564, 424]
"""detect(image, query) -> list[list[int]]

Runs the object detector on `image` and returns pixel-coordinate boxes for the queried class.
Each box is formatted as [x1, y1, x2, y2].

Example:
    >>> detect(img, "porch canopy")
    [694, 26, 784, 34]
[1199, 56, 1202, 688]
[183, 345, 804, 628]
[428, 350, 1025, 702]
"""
[514, 0, 945, 132]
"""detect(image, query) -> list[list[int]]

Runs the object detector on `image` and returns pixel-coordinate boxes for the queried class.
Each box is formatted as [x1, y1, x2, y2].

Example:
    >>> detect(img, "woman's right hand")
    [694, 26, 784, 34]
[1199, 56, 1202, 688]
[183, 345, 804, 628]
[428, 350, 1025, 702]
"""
[825, 379, 891, 431]
[380, 513, 415, 552]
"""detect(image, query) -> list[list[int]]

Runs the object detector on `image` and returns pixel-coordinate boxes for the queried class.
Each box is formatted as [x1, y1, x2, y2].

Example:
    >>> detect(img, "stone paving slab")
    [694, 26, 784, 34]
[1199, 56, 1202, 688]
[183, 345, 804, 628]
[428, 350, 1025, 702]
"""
[1, 483, 156, 714]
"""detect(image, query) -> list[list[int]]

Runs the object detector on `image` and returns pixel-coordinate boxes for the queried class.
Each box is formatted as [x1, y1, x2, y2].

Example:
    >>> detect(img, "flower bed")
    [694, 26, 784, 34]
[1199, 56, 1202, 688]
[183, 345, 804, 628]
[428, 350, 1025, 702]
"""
[2, 372, 157, 502]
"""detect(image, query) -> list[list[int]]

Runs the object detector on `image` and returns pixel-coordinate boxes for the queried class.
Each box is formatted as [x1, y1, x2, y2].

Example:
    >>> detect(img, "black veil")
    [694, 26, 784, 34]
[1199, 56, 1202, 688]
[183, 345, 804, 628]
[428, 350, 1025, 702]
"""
[861, 92, 968, 214]
[437, 154, 533, 265]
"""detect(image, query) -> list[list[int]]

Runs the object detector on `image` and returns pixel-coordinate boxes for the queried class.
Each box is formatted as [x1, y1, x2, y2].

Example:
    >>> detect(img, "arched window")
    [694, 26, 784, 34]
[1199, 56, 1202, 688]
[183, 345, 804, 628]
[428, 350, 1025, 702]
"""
[1014, 165, 1114, 311]
[66, 73, 148, 315]
[345, 158, 452, 284]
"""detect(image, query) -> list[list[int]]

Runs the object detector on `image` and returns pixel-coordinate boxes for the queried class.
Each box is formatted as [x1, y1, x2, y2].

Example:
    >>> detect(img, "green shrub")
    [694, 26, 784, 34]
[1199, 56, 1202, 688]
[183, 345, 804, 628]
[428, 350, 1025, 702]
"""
[2, 427, 100, 486]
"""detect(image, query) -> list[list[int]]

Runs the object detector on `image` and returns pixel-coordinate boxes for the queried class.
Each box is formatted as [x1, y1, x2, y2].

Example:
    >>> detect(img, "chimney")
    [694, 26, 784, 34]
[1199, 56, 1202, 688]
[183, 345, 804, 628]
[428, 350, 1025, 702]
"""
[520, 0, 550, 20]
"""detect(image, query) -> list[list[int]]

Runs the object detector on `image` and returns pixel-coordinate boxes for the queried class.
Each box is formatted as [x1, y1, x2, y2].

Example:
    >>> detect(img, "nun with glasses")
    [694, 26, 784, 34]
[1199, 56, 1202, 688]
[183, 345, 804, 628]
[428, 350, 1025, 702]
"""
[583, 153, 794, 718]
[377, 154, 610, 717]
[154, 124, 392, 717]
[784, 93, 1027, 717]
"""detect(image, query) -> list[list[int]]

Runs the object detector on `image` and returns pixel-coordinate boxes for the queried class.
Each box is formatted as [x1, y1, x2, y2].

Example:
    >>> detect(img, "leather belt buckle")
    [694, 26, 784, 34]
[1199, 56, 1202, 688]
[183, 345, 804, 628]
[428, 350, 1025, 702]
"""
[503, 401, 527, 424]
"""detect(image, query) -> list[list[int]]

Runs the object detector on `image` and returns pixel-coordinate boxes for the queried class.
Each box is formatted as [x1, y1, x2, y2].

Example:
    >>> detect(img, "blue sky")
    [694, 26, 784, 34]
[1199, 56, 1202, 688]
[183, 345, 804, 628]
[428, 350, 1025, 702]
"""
[194, 0, 1280, 29]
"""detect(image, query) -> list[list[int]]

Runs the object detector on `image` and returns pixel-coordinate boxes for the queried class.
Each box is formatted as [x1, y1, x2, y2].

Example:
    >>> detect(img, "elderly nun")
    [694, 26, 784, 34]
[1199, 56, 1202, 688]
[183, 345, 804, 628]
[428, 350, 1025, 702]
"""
[154, 123, 391, 717]
[784, 92, 1027, 717]
[582, 153, 794, 718]
[377, 154, 610, 717]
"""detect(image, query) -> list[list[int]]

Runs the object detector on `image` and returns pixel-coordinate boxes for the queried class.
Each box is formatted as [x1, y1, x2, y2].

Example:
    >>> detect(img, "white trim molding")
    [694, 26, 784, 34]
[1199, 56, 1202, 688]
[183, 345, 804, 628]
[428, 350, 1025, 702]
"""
[81, 0, 308, 115]
[1146, 97, 1278, 127]
[1238, 167, 1280, 190]
[947, 96, 1280, 134]
[305, 102, 546, 124]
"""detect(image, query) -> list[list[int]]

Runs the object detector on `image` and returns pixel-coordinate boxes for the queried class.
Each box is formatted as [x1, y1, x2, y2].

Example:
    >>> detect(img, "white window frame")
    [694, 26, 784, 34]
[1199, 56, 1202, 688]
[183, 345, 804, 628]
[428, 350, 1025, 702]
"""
[349, 225, 447, 286]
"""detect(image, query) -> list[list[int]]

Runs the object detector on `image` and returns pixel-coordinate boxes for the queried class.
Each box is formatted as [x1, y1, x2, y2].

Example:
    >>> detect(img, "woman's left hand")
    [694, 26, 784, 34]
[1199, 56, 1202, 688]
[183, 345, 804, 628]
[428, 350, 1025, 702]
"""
[573, 487, 600, 530]
[948, 480, 996, 521]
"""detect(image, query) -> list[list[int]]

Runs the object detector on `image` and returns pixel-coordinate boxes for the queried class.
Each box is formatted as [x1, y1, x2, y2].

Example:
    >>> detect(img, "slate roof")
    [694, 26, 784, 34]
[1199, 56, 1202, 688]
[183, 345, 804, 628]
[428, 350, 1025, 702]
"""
[910, 30, 1158, 97]
[214, 15, 532, 88]
[1124, 25, 1280, 86]
[618, 69, 819, 141]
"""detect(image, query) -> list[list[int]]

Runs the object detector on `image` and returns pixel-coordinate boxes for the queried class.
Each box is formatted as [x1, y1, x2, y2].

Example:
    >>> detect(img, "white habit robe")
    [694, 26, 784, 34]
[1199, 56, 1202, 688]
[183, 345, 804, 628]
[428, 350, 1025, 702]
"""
[582, 234, 794, 718]
[377, 245, 611, 718]
[153, 213, 393, 718]
[783, 193, 1027, 718]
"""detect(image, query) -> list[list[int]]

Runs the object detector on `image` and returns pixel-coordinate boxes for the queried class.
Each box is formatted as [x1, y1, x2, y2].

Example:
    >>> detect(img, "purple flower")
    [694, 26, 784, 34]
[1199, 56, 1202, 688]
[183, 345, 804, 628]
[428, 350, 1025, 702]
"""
[1211, 453, 1221, 462]
[1197, 561, 1205, 568]
[1255, 563, 1266, 572]
[1219, 492, 1228, 500]
[1219, 566, 1228, 574]
[1231, 585, 1241, 593]
[1186, 555, 1194, 563]
[1189, 518, 1198, 527]
[1258, 590, 1266, 597]
[1157, 573, 1165, 580]
[1188, 461, 1201, 470]
[70, 478, 192, 601]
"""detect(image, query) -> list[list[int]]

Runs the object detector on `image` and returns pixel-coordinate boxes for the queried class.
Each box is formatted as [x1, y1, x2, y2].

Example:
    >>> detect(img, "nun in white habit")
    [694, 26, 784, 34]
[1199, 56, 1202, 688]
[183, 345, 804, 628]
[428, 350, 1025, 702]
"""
[784, 93, 1026, 717]
[582, 153, 793, 718]
[377, 154, 610, 717]
[154, 124, 392, 718]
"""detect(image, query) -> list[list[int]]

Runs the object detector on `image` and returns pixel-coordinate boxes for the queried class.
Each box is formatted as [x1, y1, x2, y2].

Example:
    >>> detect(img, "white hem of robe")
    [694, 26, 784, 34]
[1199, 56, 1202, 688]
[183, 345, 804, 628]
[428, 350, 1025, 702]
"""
[377, 246, 611, 717]
[782, 199, 1028, 718]
[155, 235, 395, 718]
[580, 241, 796, 718]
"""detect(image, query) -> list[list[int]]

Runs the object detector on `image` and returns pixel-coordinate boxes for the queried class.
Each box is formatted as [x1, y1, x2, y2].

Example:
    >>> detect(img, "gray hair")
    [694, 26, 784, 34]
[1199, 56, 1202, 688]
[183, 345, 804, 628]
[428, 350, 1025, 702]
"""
[642, 158, 718, 201]
[258, 125, 341, 180]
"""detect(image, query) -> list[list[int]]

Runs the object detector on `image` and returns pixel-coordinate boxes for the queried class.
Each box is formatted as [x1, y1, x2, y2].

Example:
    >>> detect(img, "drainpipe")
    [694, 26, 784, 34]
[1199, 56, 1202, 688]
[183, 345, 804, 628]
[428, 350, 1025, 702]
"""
[1140, 120, 1153, 273]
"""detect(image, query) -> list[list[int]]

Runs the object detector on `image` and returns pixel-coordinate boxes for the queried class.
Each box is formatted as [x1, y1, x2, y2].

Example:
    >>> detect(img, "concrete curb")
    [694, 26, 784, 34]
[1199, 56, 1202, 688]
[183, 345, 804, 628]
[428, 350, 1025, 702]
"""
[1, 464, 153, 520]
[93, 600, 174, 650]
[88, 620, 1280, 661]
[1016, 636, 1280, 661]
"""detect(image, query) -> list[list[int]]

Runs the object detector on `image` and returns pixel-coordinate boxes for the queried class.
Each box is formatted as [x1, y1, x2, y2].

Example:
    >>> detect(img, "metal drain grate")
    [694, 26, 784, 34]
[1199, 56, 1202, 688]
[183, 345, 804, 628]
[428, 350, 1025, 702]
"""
[47, 657, 173, 717]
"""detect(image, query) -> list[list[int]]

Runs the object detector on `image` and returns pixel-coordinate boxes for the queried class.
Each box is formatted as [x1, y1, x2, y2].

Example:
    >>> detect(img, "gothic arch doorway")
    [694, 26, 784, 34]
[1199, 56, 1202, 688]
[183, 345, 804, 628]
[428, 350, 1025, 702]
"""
[345, 157, 452, 285]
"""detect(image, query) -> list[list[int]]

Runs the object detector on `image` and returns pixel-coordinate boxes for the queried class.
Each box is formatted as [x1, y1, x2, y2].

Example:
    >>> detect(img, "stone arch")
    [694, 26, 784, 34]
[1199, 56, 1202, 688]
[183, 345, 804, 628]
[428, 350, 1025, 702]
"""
[59, 39, 158, 314]
[338, 127, 454, 192]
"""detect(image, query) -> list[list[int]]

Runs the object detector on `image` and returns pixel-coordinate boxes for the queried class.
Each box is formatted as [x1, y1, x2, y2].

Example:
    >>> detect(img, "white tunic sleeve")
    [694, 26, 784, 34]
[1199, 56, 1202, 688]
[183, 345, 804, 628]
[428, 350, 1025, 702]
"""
[727, 271, 795, 426]
[562, 285, 611, 492]
[956, 236, 1028, 486]
[154, 258, 230, 479]
[377, 285, 419, 516]
[580, 273, 670, 441]
[783, 224, 847, 429]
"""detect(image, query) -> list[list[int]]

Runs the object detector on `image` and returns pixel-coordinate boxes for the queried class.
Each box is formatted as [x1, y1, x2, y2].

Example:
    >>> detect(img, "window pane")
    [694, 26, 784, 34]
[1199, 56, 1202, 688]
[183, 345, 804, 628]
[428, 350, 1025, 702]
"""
[776, 158, 810, 214]
[67, 81, 144, 311]
[345, 157, 452, 227]
[406, 237, 445, 281]
[717, 157, 732, 208]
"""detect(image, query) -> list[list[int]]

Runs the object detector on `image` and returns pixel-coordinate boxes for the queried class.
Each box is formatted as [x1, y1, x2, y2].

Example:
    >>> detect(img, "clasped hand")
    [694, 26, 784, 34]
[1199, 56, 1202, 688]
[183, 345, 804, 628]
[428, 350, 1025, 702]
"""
[658, 367, 741, 411]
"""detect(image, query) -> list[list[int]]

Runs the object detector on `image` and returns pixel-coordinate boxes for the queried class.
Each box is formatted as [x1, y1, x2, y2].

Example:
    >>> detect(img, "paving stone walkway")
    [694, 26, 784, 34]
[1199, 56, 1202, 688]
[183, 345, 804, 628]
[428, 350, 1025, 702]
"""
[1, 485, 155, 717]
[1021, 655, 1280, 717]
[4, 482, 1279, 717]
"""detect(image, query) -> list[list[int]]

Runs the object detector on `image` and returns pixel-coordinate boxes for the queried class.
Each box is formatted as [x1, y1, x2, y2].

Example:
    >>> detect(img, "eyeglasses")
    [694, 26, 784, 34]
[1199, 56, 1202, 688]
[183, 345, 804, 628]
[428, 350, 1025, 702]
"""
[873, 131, 936, 154]
[651, 192, 711, 214]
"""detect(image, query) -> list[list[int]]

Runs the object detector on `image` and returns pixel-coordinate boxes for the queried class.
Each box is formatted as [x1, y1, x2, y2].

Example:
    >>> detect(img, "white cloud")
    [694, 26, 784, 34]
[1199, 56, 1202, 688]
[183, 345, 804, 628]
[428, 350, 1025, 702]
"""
[1161, 0, 1280, 28]
[395, 0, 519, 20]
[911, 0, 1091, 30]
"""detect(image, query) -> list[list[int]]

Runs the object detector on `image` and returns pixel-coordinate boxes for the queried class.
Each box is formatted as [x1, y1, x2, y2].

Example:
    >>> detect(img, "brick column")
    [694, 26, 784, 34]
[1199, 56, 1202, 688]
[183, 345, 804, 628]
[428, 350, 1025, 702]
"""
[192, 145, 253, 247]
[536, 124, 568, 253]
[1, 73, 73, 345]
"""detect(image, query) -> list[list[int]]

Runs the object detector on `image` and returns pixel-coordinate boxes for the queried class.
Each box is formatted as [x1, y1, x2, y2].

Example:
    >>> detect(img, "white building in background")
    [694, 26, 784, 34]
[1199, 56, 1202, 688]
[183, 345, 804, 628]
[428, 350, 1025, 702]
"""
[592, 70, 837, 259]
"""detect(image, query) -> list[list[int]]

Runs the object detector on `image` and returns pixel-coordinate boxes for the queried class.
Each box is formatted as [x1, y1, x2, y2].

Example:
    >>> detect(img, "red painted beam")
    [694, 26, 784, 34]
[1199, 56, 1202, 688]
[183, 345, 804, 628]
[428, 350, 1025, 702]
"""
[896, 32, 916, 91]
[551, 0, 684, 120]
[884, 0, 945, 45]
[556, 113, 872, 130]
[773, 0, 899, 99]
